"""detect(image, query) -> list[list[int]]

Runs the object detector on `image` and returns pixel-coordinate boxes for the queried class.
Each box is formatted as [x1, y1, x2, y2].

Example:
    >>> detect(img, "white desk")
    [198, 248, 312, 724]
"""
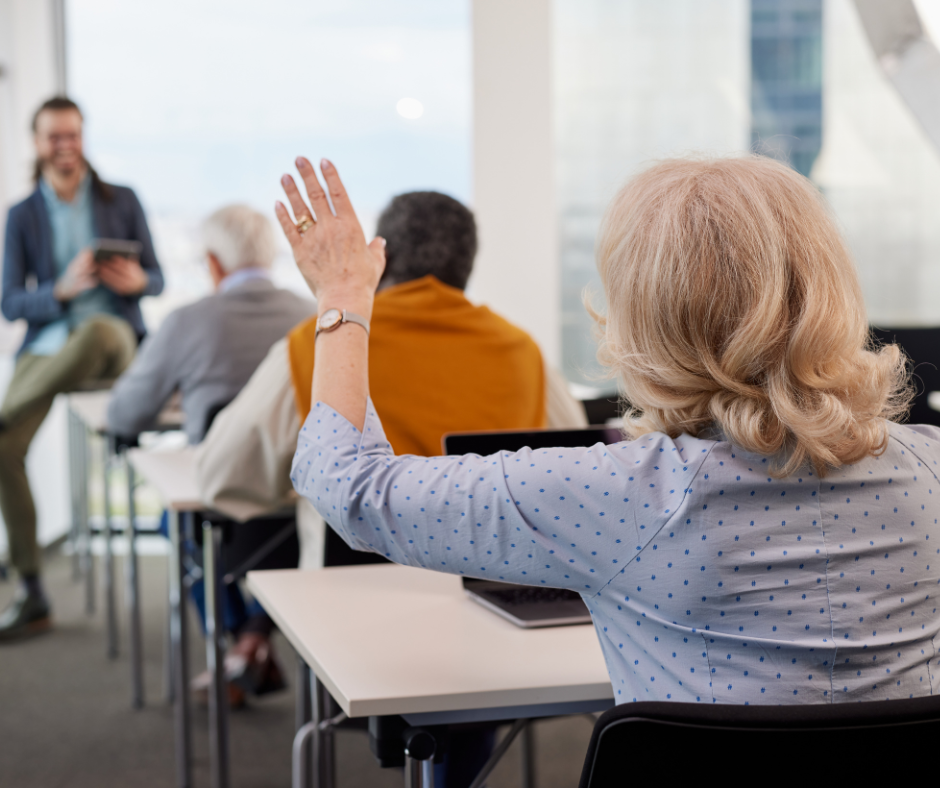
[68, 389, 184, 434]
[126, 447, 201, 511]
[248, 564, 614, 786]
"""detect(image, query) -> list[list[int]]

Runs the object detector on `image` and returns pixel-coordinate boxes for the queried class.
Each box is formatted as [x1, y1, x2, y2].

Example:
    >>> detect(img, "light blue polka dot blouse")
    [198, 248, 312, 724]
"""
[292, 399, 940, 705]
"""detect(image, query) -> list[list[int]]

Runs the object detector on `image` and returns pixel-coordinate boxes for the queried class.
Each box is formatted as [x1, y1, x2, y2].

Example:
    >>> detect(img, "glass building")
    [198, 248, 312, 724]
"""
[750, 0, 822, 177]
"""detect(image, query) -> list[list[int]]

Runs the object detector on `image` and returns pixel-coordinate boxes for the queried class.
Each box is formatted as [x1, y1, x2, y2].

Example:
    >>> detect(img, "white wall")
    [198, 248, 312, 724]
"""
[0, 0, 72, 558]
[470, 0, 559, 365]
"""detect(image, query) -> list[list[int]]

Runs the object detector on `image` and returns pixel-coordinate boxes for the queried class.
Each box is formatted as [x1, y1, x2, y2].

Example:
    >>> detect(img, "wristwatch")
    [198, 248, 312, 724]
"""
[314, 308, 370, 339]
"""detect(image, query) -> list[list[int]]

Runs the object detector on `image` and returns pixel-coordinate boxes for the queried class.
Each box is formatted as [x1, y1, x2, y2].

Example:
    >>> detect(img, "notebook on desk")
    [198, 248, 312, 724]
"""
[442, 425, 623, 628]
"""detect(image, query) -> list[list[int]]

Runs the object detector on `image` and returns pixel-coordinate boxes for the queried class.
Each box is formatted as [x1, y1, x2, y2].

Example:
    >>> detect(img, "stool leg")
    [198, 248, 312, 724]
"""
[126, 454, 144, 707]
[68, 410, 81, 581]
[103, 436, 118, 658]
[81, 424, 95, 616]
[169, 511, 193, 788]
[204, 520, 230, 788]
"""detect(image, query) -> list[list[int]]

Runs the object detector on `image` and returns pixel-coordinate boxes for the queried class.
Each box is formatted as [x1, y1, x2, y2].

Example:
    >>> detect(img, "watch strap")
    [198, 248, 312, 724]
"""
[315, 309, 370, 339]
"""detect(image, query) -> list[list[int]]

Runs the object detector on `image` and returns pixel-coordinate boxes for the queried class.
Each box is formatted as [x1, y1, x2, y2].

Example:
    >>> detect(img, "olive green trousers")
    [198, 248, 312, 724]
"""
[0, 315, 136, 577]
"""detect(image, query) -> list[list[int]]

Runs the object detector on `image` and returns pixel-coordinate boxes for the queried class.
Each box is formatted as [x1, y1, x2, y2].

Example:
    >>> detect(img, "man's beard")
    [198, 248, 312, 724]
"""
[40, 153, 84, 176]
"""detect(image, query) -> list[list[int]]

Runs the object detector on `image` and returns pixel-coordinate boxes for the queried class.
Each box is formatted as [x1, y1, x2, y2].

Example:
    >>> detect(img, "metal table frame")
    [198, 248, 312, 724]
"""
[291, 660, 606, 788]
[67, 400, 147, 708]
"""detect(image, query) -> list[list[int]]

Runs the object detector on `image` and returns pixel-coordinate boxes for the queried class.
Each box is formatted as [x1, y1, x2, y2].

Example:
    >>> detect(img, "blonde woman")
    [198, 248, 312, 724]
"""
[278, 155, 935, 705]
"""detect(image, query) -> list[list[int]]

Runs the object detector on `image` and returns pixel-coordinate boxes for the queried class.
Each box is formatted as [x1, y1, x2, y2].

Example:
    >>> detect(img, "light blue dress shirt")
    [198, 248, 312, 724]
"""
[29, 176, 118, 355]
[293, 399, 940, 706]
[218, 266, 271, 294]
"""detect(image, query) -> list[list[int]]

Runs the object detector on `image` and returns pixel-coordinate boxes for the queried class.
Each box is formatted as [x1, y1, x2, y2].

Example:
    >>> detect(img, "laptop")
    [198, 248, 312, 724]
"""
[442, 426, 624, 628]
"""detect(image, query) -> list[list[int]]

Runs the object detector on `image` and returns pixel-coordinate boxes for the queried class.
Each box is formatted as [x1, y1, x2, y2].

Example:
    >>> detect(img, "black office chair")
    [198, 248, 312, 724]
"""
[870, 325, 940, 428]
[581, 395, 622, 425]
[196, 399, 301, 590]
[578, 694, 940, 787]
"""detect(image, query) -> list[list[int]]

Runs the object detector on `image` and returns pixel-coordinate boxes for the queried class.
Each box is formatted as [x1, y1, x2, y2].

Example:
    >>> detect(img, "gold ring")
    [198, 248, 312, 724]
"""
[295, 215, 315, 234]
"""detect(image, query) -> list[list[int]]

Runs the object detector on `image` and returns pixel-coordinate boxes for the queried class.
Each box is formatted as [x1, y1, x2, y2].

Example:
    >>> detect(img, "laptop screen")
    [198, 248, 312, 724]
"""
[442, 426, 624, 456]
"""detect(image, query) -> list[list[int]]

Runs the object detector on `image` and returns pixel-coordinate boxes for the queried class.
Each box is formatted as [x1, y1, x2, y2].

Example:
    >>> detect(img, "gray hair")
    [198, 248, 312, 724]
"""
[201, 204, 276, 273]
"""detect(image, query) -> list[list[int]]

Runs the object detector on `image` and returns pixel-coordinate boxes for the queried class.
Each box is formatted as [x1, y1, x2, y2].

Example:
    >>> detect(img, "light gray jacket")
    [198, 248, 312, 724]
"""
[107, 278, 314, 443]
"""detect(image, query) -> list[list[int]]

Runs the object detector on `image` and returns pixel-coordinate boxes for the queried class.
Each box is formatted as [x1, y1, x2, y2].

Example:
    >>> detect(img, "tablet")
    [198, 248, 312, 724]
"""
[92, 238, 143, 263]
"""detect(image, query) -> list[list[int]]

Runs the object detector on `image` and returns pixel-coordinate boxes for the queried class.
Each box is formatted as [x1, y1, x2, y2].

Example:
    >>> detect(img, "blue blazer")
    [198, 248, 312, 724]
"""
[2, 181, 164, 354]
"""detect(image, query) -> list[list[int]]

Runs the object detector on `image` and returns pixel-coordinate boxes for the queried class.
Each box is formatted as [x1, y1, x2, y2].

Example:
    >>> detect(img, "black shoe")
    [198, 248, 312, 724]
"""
[0, 588, 51, 641]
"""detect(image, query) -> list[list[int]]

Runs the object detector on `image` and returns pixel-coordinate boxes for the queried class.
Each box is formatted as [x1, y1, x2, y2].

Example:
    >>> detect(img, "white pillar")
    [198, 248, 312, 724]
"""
[0, 0, 71, 558]
[0, 0, 61, 216]
[470, 0, 559, 365]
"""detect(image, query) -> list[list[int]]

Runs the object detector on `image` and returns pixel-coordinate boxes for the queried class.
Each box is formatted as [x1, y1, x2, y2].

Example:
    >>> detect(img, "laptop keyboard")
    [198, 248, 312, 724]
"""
[481, 586, 583, 605]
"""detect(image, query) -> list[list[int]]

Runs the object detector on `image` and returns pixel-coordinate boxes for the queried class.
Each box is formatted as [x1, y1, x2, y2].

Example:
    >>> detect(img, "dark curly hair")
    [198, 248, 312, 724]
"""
[376, 191, 477, 291]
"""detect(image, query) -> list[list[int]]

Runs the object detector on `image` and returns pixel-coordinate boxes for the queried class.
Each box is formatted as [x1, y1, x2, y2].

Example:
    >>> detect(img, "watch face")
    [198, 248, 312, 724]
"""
[319, 308, 342, 331]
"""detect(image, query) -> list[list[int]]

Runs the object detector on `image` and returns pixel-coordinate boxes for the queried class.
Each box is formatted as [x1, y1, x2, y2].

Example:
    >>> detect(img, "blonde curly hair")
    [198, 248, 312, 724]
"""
[589, 155, 910, 477]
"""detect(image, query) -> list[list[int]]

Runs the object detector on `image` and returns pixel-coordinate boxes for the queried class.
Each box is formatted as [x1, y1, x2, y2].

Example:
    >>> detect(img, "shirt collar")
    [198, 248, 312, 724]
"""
[218, 266, 272, 294]
[39, 172, 91, 207]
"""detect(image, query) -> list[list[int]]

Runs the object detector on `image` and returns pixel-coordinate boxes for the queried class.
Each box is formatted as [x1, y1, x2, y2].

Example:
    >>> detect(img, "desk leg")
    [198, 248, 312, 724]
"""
[103, 436, 118, 658]
[163, 595, 175, 704]
[520, 722, 535, 788]
[312, 675, 337, 788]
[169, 511, 193, 788]
[296, 659, 313, 788]
[125, 455, 144, 708]
[204, 520, 230, 788]
[81, 423, 95, 616]
[404, 729, 437, 788]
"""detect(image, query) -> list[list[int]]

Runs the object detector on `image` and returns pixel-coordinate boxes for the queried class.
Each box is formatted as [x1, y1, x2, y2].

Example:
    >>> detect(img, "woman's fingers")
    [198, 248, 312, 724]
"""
[274, 201, 302, 246]
[280, 174, 313, 224]
[319, 159, 356, 221]
[296, 157, 333, 218]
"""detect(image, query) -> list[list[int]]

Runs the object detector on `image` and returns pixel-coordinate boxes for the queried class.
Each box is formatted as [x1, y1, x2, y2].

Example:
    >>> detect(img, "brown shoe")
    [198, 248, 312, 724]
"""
[0, 589, 51, 642]
[191, 670, 247, 710]
[229, 633, 287, 696]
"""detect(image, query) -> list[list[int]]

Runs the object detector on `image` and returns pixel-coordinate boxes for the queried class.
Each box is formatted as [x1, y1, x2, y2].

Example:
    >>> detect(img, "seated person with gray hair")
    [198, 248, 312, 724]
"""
[108, 203, 313, 441]
[108, 204, 313, 703]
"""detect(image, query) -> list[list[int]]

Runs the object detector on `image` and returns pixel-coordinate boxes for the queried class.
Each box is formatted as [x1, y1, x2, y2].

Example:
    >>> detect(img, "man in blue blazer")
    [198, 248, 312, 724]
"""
[0, 97, 163, 639]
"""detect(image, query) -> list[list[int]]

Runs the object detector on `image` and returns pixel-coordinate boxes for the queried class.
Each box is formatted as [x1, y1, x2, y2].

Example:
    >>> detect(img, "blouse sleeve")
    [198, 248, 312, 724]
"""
[292, 399, 711, 594]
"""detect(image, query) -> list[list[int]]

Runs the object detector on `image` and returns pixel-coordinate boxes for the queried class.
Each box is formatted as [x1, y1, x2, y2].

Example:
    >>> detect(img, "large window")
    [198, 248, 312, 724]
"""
[67, 0, 471, 326]
[555, 0, 940, 387]
[555, 0, 749, 387]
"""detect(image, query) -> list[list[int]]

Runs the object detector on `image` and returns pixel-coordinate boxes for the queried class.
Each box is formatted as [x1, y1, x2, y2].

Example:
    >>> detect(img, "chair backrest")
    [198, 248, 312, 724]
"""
[870, 325, 940, 427]
[580, 395, 622, 425]
[579, 695, 940, 787]
[202, 400, 233, 441]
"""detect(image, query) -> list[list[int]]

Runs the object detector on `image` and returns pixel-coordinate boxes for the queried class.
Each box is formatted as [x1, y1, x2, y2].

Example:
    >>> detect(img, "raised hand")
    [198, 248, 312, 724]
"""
[274, 157, 385, 316]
